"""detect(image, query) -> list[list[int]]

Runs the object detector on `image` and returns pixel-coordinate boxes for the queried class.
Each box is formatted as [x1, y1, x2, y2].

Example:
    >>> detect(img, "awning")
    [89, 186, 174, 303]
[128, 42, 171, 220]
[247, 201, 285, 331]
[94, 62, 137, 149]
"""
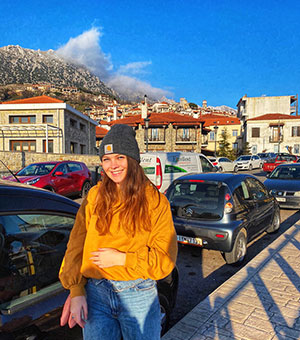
[0, 124, 63, 138]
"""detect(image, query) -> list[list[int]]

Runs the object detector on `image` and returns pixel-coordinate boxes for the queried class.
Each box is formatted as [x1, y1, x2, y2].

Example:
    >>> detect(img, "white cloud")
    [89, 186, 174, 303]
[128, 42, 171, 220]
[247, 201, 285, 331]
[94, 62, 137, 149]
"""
[118, 61, 152, 76]
[56, 27, 172, 100]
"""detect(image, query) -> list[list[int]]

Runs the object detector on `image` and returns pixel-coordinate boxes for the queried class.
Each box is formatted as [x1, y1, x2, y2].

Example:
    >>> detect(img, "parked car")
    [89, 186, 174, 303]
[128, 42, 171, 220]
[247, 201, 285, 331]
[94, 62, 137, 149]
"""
[208, 157, 238, 172]
[165, 173, 280, 265]
[0, 180, 178, 339]
[262, 153, 297, 173]
[3, 160, 92, 198]
[234, 155, 262, 171]
[257, 152, 277, 164]
[264, 163, 300, 209]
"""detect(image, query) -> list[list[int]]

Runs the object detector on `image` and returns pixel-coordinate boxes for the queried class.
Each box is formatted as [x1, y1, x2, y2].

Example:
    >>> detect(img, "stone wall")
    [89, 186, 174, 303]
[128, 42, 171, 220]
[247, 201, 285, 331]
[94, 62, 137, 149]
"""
[0, 151, 101, 183]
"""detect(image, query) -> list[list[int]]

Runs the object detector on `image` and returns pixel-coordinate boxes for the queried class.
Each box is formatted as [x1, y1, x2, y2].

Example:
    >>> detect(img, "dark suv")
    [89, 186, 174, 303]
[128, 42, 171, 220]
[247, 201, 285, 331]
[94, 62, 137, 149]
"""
[0, 181, 178, 339]
[165, 173, 280, 265]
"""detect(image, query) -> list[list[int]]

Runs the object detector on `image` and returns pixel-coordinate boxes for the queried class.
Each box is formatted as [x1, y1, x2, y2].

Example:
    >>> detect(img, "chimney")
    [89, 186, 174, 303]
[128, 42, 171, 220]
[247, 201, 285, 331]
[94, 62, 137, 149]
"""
[202, 100, 207, 109]
[141, 94, 148, 119]
[113, 106, 117, 120]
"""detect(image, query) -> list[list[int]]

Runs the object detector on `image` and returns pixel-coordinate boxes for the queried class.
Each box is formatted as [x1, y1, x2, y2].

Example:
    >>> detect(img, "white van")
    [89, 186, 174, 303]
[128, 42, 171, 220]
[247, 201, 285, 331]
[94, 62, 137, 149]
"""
[140, 152, 215, 192]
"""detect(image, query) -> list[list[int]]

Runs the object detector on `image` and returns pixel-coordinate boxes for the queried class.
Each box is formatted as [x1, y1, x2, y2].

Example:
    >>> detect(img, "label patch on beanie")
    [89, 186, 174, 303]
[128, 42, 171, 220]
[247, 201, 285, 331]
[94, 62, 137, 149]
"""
[104, 144, 113, 154]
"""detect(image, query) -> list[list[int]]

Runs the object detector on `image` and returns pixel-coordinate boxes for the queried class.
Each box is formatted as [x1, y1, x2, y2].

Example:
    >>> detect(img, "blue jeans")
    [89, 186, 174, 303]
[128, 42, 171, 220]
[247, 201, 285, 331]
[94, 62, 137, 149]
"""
[83, 278, 161, 340]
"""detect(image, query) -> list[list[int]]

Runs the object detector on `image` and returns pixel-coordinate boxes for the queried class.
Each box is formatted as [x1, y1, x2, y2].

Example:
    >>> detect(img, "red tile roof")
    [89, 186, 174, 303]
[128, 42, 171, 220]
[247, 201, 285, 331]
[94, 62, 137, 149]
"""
[96, 126, 109, 138]
[248, 113, 300, 121]
[108, 112, 203, 127]
[202, 114, 240, 127]
[1, 95, 64, 104]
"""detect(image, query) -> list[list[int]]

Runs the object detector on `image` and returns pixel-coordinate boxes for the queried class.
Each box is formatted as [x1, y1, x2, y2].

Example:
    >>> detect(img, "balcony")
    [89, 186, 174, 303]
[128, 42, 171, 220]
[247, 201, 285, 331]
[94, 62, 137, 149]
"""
[269, 135, 283, 143]
[176, 136, 197, 144]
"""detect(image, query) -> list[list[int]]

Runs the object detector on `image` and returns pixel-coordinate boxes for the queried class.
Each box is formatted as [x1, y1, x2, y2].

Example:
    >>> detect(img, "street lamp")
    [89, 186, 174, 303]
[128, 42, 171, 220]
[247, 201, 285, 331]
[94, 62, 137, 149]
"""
[214, 125, 219, 157]
[85, 107, 91, 154]
[144, 117, 150, 152]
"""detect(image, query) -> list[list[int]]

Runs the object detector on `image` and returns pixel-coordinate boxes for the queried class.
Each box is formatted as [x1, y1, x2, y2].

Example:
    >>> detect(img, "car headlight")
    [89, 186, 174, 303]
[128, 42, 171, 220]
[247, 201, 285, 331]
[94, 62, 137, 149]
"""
[26, 178, 40, 185]
[294, 191, 300, 197]
[269, 189, 277, 196]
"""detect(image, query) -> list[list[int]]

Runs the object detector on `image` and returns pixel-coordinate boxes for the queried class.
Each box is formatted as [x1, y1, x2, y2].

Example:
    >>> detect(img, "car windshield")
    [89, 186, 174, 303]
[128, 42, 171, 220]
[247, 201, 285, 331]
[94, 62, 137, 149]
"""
[237, 156, 251, 161]
[258, 153, 268, 159]
[17, 163, 56, 176]
[269, 166, 300, 180]
[168, 180, 227, 220]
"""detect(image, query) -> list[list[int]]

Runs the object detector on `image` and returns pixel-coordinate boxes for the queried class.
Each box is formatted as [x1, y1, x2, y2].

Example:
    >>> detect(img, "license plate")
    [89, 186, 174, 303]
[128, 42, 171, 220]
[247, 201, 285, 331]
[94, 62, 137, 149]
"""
[276, 197, 286, 202]
[177, 235, 203, 246]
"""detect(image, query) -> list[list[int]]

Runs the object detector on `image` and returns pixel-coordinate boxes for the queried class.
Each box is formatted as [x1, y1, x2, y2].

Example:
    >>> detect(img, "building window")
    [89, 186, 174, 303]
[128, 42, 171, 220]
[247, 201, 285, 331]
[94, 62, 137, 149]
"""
[252, 145, 257, 154]
[151, 128, 159, 141]
[294, 144, 300, 154]
[232, 130, 238, 137]
[42, 115, 53, 124]
[80, 123, 86, 132]
[209, 131, 215, 141]
[292, 126, 300, 137]
[70, 119, 77, 128]
[10, 140, 36, 152]
[43, 140, 54, 153]
[70, 142, 77, 154]
[9, 116, 36, 124]
[252, 127, 260, 138]
[233, 143, 238, 150]
[80, 144, 86, 154]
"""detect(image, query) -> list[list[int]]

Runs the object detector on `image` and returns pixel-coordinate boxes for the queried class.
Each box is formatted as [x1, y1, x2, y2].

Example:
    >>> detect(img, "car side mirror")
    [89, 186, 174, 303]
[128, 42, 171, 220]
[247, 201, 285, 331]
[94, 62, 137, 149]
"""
[54, 171, 64, 176]
[266, 173, 270, 178]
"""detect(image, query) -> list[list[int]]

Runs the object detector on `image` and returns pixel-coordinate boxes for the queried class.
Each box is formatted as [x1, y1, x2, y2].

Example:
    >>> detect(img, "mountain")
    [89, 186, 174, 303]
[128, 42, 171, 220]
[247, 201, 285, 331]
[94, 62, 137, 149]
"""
[0, 45, 116, 98]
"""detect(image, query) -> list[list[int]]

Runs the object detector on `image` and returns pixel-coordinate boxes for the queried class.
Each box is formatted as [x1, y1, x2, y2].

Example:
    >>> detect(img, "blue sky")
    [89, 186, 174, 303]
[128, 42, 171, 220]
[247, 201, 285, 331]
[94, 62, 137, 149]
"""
[1, 0, 300, 108]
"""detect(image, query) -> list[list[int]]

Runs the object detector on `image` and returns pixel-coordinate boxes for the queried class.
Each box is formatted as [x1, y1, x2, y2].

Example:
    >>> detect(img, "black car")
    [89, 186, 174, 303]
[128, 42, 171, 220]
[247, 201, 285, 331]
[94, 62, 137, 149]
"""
[165, 173, 280, 265]
[0, 180, 178, 339]
[264, 163, 300, 209]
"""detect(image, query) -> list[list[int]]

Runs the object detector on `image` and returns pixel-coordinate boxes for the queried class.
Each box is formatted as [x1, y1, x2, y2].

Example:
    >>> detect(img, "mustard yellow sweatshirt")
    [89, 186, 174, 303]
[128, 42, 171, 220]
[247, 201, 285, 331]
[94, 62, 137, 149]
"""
[59, 182, 178, 298]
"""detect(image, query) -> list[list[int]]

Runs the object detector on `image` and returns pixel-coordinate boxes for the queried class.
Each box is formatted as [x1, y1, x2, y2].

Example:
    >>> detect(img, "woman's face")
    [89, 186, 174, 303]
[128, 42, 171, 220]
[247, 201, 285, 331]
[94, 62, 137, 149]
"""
[101, 154, 128, 186]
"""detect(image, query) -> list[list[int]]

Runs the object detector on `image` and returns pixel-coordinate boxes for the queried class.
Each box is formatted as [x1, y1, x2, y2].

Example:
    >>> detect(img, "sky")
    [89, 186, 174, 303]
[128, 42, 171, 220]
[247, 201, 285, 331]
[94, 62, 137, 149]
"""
[1, 0, 300, 108]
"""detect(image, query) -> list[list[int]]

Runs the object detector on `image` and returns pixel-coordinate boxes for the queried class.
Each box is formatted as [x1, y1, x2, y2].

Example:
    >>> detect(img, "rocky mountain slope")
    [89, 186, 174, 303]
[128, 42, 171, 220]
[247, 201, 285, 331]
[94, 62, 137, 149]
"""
[0, 45, 116, 97]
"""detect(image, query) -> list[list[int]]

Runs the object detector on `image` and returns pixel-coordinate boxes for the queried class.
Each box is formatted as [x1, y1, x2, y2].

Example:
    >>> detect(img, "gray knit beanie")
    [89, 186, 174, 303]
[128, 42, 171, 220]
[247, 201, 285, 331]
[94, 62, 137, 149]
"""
[99, 124, 140, 163]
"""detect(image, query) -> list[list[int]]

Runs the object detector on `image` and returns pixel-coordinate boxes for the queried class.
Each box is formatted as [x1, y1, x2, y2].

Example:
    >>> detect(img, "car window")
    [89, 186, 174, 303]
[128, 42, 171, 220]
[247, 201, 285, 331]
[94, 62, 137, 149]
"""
[0, 213, 75, 304]
[168, 181, 226, 220]
[68, 162, 82, 172]
[199, 156, 214, 172]
[55, 163, 68, 174]
[270, 166, 300, 179]
[17, 164, 56, 176]
[245, 177, 268, 200]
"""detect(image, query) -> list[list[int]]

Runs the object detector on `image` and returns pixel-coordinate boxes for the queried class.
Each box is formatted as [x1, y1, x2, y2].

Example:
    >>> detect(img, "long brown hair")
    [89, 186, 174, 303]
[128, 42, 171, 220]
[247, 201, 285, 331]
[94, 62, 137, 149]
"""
[94, 156, 158, 236]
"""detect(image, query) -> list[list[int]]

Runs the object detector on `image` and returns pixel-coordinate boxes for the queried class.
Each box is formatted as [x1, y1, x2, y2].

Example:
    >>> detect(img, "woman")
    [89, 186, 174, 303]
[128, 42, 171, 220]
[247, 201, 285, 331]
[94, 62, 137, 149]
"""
[59, 124, 178, 340]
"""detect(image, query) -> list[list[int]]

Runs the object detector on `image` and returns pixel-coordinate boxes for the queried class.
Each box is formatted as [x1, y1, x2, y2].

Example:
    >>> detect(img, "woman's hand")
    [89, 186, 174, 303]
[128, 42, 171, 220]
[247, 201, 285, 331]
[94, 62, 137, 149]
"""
[90, 248, 126, 268]
[70, 295, 88, 328]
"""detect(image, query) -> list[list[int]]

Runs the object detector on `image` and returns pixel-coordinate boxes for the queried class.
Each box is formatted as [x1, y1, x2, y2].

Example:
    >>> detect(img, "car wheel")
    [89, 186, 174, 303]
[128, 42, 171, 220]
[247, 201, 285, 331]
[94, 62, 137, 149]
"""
[159, 294, 171, 335]
[223, 229, 247, 265]
[44, 186, 55, 193]
[266, 209, 280, 233]
[81, 181, 91, 198]
[234, 166, 238, 173]
[249, 164, 253, 171]
[219, 166, 223, 172]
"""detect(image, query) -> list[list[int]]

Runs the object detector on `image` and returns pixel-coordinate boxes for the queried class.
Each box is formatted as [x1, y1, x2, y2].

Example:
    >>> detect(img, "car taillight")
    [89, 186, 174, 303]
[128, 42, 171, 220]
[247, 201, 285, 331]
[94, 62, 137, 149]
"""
[224, 202, 233, 213]
[156, 157, 162, 190]
[213, 162, 218, 166]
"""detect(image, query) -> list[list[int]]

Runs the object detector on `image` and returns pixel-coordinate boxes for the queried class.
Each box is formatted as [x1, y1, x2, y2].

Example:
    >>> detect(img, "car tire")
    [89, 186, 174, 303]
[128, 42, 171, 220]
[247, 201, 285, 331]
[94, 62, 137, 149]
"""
[44, 186, 55, 193]
[81, 181, 91, 198]
[266, 209, 280, 233]
[234, 166, 238, 173]
[249, 164, 253, 171]
[159, 293, 171, 335]
[219, 166, 223, 172]
[223, 229, 247, 265]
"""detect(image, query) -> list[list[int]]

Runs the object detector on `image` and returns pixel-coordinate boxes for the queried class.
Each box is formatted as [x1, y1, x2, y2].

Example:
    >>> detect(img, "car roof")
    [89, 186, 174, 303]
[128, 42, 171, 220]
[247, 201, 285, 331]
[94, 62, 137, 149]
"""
[171, 172, 256, 188]
[0, 180, 80, 214]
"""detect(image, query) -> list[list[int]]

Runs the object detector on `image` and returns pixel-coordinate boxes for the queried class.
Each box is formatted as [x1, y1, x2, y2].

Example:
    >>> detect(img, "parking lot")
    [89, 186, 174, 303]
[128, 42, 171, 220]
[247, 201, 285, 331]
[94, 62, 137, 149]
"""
[42, 168, 300, 339]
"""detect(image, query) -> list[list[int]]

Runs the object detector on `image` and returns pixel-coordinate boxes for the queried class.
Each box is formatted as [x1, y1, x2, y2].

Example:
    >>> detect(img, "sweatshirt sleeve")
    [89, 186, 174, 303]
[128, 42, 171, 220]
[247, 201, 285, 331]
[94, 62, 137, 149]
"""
[125, 193, 178, 280]
[59, 197, 90, 298]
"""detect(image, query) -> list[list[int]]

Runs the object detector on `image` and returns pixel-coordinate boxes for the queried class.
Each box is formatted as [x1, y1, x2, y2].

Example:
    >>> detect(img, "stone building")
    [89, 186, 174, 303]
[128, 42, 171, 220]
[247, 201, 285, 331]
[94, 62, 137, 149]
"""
[105, 112, 204, 153]
[0, 95, 97, 154]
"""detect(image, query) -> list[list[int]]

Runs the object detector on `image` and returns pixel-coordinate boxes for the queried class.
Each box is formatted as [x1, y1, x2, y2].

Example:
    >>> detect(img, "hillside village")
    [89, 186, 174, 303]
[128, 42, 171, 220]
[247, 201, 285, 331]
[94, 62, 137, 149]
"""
[0, 83, 299, 165]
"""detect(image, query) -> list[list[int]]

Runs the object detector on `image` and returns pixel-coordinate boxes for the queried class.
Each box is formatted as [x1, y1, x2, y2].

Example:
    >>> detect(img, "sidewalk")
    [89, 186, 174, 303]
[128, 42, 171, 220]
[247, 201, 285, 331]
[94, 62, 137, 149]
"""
[162, 223, 300, 340]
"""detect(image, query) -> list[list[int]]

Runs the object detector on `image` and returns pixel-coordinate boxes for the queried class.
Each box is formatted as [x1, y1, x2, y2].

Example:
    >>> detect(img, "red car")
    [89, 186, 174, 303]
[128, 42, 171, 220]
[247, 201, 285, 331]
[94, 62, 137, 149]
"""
[4, 160, 92, 197]
[262, 153, 297, 173]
